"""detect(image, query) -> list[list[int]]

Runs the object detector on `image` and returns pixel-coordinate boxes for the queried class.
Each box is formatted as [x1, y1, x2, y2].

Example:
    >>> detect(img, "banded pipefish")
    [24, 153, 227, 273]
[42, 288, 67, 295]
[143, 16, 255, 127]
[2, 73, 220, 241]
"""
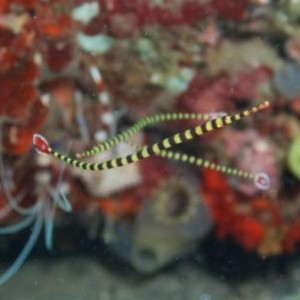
[33, 101, 270, 190]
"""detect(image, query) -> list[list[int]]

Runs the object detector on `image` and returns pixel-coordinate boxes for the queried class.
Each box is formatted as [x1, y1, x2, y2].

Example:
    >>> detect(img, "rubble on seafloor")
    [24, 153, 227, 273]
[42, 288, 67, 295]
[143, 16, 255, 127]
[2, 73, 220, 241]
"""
[1, 0, 300, 284]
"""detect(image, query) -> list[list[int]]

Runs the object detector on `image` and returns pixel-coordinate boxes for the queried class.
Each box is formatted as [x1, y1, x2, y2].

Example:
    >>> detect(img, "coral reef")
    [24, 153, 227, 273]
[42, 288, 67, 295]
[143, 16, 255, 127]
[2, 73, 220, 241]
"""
[1, 0, 300, 285]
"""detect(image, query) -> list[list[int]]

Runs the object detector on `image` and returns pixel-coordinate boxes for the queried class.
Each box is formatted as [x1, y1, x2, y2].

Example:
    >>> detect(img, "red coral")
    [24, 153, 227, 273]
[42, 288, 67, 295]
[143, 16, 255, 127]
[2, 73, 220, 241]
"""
[99, 195, 141, 217]
[0, 26, 39, 121]
[231, 215, 265, 251]
[210, 0, 249, 21]
[0, 0, 38, 12]
[25, 2, 74, 38]
[0, 57, 39, 120]
[91, 0, 249, 38]
[283, 218, 300, 252]
[201, 169, 266, 251]
[201, 169, 235, 237]
[32, 4, 74, 71]
[200, 168, 294, 255]
[44, 38, 74, 72]
[251, 197, 281, 225]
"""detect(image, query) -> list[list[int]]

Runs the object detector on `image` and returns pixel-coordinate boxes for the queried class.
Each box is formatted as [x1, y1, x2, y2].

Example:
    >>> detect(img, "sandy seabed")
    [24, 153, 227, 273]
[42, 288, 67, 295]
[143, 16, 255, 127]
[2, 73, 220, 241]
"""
[0, 254, 298, 300]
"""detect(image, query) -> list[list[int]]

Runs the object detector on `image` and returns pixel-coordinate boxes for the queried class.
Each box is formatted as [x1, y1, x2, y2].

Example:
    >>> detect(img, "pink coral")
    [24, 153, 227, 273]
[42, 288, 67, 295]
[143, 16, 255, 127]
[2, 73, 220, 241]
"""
[221, 128, 279, 196]
[176, 73, 234, 125]
[176, 67, 271, 125]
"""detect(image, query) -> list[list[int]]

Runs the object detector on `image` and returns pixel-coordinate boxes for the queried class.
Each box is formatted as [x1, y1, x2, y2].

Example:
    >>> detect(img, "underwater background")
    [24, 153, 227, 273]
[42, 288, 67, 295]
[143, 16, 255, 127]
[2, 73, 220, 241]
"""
[1, 0, 300, 299]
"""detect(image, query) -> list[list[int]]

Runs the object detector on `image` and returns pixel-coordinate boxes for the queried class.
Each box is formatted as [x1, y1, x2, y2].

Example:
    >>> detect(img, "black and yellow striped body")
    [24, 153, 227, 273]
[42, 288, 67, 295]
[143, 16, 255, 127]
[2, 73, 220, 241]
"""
[50, 101, 269, 171]
[76, 111, 221, 158]
[157, 149, 254, 180]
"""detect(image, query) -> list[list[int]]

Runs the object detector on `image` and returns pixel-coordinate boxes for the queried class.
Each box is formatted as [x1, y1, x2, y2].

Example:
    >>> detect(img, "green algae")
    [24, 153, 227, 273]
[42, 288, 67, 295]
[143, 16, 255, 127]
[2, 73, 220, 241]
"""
[287, 134, 300, 180]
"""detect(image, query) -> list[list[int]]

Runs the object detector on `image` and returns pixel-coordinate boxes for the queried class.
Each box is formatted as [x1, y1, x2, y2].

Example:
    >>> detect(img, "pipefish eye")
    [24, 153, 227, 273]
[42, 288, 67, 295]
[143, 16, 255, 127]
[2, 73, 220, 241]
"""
[254, 172, 271, 190]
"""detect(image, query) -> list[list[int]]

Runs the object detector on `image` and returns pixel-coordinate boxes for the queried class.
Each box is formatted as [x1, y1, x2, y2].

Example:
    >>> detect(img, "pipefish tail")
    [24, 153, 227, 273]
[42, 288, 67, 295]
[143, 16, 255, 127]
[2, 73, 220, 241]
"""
[75, 111, 227, 159]
[33, 101, 270, 172]
[156, 149, 270, 190]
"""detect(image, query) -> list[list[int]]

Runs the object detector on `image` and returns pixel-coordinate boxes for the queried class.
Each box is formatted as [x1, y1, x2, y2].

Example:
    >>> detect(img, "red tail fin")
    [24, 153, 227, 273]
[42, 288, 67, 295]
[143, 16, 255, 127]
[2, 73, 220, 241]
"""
[33, 134, 50, 155]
